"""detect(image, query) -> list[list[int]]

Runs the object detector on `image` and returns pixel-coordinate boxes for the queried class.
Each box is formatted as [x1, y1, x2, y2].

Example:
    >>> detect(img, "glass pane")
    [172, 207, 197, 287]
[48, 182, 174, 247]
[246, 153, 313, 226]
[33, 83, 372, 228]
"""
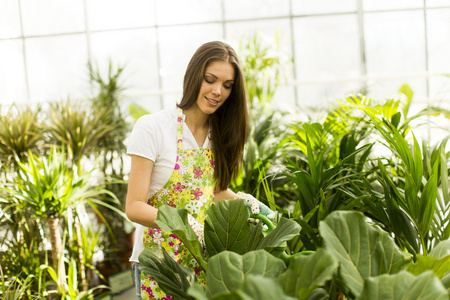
[292, 0, 357, 15]
[21, 0, 85, 36]
[25, 34, 89, 102]
[297, 82, 364, 107]
[426, 0, 450, 7]
[86, 0, 155, 31]
[225, 19, 295, 108]
[0, 0, 21, 39]
[224, 0, 290, 21]
[429, 76, 450, 104]
[364, 11, 426, 75]
[225, 18, 291, 48]
[427, 8, 450, 73]
[292, 14, 362, 106]
[158, 23, 224, 108]
[365, 77, 428, 101]
[293, 15, 361, 81]
[362, 0, 423, 11]
[272, 85, 296, 110]
[90, 28, 160, 100]
[0, 40, 27, 104]
[155, 0, 222, 26]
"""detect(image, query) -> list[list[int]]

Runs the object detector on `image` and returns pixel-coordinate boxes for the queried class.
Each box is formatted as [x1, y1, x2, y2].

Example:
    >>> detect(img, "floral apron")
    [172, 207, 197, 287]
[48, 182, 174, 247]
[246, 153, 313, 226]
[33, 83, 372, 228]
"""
[140, 108, 215, 299]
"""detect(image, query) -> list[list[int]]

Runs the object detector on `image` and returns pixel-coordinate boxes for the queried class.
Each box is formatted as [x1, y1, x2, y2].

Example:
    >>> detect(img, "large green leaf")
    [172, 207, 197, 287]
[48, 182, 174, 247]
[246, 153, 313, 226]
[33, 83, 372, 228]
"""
[205, 250, 286, 298]
[407, 255, 450, 279]
[204, 199, 251, 256]
[224, 275, 297, 300]
[279, 248, 338, 300]
[155, 204, 207, 271]
[138, 246, 195, 300]
[256, 217, 301, 253]
[356, 271, 448, 300]
[319, 210, 412, 298]
[188, 283, 209, 300]
[189, 275, 297, 300]
[244, 222, 264, 253]
[442, 272, 450, 292]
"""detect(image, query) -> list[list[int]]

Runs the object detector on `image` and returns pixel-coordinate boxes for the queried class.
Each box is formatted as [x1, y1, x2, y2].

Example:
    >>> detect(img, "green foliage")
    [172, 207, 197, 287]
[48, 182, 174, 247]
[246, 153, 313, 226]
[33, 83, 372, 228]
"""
[156, 204, 209, 271]
[231, 107, 290, 207]
[0, 265, 35, 300]
[204, 198, 251, 256]
[139, 247, 195, 300]
[42, 258, 110, 300]
[356, 271, 448, 300]
[151, 209, 448, 299]
[279, 249, 337, 300]
[360, 100, 449, 255]
[205, 250, 287, 298]
[319, 211, 412, 298]
[0, 60, 133, 297]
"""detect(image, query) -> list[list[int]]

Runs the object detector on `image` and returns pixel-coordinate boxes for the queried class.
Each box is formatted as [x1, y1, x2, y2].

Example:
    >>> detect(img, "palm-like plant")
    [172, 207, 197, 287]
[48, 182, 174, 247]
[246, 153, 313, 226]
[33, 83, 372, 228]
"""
[45, 100, 119, 170]
[1, 147, 125, 289]
[88, 61, 133, 271]
[360, 102, 449, 255]
[0, 104, 45, 169]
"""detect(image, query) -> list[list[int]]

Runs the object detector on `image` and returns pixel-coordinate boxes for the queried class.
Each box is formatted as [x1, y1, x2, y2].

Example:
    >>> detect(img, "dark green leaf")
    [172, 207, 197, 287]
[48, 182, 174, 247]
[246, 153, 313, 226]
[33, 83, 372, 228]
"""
[235, 275, 297, 300]
[205, 250, 286, 298]
[257, 217, 301, 253]
[244, 222, 264, 253]
[138, 247, 195, 300]
[280, 248, 337, 300]
[156, 205, 207, 271]
[205, 199, 251, 256]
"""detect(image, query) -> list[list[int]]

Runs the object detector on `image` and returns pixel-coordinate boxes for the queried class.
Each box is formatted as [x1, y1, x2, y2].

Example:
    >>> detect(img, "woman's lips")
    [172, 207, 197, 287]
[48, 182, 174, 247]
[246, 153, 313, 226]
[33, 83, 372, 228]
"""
[206, 97, 219, 106]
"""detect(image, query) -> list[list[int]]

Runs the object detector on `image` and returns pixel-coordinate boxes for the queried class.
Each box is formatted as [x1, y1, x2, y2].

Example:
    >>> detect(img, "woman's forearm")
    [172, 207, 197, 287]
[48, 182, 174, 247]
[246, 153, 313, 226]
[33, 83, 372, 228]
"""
[126, 200, 159, 228]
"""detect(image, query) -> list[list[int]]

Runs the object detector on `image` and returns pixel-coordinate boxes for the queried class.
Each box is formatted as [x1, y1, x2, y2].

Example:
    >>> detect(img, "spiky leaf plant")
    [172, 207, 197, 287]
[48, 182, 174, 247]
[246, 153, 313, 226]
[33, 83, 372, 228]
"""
[0, 104, 45, 169]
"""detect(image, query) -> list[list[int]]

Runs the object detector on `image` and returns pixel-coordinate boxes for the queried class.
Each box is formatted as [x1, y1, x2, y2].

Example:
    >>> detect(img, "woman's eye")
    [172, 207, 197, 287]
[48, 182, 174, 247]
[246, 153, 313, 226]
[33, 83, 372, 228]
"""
[205, 78, 214, 84]
[224, 84, 232, 89]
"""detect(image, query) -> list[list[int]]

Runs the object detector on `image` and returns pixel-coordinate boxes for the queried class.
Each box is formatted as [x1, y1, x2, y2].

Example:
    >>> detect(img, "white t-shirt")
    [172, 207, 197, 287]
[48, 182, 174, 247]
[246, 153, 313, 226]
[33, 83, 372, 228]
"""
[126, 106, 212, 262]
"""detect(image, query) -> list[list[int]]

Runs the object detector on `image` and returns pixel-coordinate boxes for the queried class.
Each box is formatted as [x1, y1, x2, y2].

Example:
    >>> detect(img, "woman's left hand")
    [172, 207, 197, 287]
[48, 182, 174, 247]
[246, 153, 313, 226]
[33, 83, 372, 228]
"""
[235, 192, 275, 219]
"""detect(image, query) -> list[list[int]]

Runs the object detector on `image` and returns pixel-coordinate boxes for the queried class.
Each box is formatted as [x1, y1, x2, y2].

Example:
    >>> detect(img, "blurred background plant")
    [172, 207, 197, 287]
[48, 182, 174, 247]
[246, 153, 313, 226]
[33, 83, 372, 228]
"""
[0, 62, 132, 298]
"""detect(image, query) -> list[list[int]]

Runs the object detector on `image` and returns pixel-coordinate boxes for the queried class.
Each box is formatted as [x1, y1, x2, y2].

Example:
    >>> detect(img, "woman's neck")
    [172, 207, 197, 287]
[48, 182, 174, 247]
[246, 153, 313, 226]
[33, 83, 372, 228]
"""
[183, 106, 209, 132]
[183, 106, 210, 147]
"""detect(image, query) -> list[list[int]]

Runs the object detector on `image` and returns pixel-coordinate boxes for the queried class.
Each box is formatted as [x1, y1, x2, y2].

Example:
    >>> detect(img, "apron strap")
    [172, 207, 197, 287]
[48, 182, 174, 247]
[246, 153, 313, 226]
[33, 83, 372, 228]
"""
[177, 108, 185, 154]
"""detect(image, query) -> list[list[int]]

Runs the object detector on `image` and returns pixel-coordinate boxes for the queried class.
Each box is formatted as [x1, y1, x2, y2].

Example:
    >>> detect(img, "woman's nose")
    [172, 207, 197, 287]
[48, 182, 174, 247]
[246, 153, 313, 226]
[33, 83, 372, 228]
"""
[212, 84, 221, 96]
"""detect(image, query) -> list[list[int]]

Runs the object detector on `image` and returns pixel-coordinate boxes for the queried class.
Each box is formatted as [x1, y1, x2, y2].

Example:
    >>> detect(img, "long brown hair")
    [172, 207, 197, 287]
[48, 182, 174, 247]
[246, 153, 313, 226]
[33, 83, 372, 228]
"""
[177, 41, 248, 191]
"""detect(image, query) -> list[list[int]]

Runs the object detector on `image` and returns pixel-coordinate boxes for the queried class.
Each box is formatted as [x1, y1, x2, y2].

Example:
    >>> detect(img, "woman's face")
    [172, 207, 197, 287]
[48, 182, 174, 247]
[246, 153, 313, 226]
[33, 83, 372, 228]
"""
[195, 60, 235, 116]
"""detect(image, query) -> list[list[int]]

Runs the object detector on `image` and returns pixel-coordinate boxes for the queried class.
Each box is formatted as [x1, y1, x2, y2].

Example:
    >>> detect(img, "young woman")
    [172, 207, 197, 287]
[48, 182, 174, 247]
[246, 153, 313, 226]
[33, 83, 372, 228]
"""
[125, 41, 274, 300]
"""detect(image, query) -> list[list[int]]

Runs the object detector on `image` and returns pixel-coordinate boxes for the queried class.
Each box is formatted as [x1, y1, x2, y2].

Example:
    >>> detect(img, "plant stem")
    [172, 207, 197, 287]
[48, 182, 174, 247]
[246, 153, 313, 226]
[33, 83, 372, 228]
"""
[253, 214, 275, 232]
